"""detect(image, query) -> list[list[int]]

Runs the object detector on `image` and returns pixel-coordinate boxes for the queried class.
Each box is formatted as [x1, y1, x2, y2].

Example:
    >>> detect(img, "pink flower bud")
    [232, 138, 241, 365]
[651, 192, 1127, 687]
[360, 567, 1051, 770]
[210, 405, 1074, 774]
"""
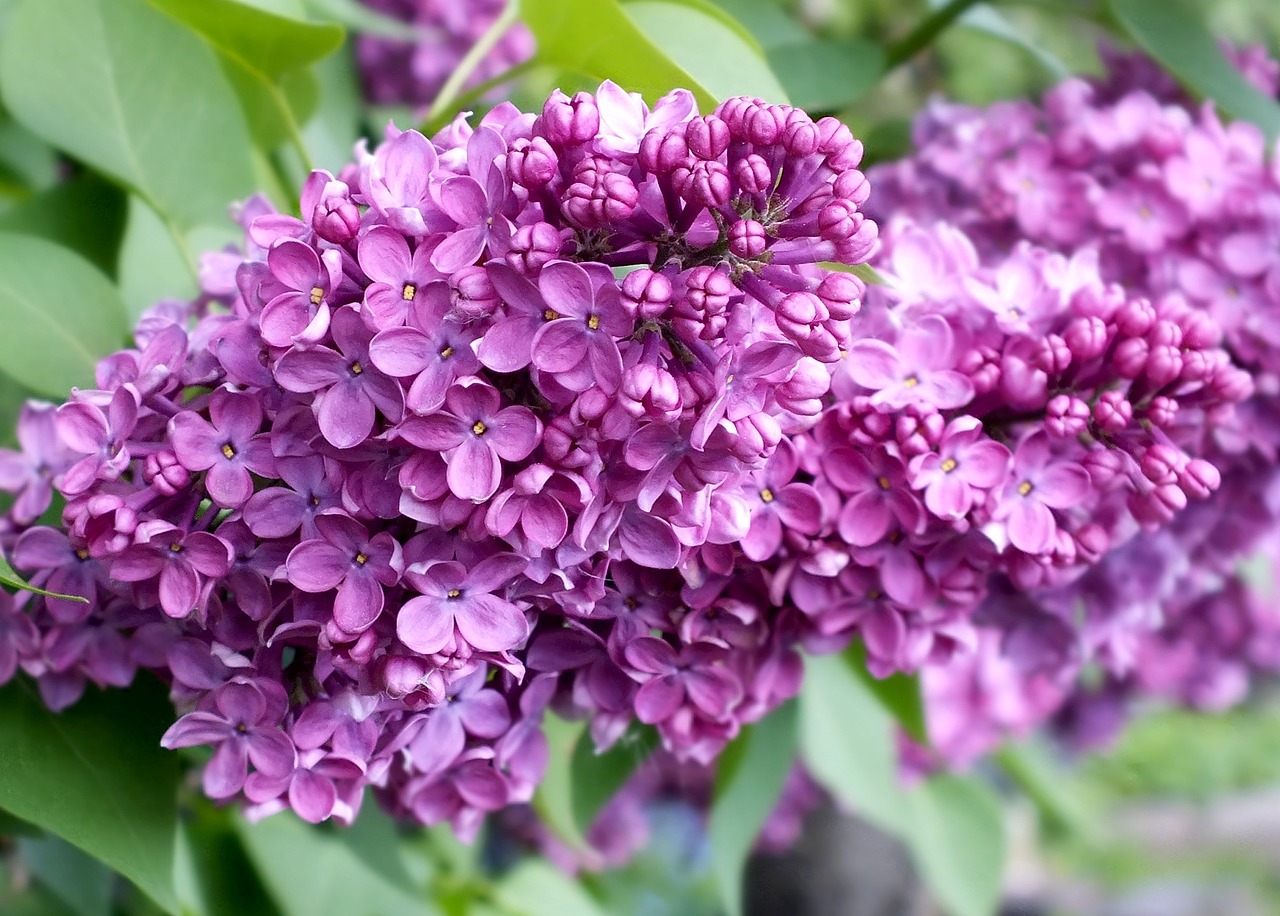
[1093, 390, 1132, 433]
[1063, 316, 1109, 360]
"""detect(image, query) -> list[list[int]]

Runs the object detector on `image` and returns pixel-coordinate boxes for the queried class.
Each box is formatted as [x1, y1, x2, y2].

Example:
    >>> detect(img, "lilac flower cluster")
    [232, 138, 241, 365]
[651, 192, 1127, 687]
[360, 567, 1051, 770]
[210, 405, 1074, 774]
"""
[355, 0, 534, 107]
[868, 46, 1280, 764]
[0, 81, 877, 832]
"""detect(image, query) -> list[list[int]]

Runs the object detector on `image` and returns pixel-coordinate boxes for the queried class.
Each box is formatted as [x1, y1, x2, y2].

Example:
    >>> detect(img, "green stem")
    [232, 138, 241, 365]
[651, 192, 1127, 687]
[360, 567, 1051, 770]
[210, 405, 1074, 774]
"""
[419, 58, 537, 134]
[884, 0, 988, 70]
[424, 0, 520, 127]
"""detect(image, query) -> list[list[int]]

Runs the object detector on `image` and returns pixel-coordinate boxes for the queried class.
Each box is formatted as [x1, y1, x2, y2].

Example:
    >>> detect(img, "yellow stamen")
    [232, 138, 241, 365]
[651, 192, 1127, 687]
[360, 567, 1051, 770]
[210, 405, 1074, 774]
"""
[903, 375, 919, 388]
[760, 488, 775, 503]
[402, 283, 416, 301]
[169, 542, 183, 553]
[587, 314, 600, 330]
[1017, 480, 1033, 496]
[447, 589, 462, 599]
[544, 308, 560, 321]
[221, 443, 236, 459]
[940, 458, 957, 473]
[472, 421, 487, 436]
[354, 553, 369, 566]
[440, 346, 455, 359]
[877, 476, 891, 490]
[75, 549, 90, 560]
[309, 286, 324, 305]
[350, 361, 363, 375]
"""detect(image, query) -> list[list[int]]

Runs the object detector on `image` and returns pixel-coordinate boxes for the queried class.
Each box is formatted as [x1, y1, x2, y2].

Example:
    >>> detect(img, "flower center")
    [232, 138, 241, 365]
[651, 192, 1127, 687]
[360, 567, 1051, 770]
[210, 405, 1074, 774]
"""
[350, 361, 364, 375]
[877, 476, 891, 490]
[169, 542, 183, 553]
[472, 421, 487, 436]
[75, 548, 90, 561]
[354, 553, 369, 566]
[940, 458, 957, 473]
[587, 314, 600, 330]
[544, 308, 560, 321]
[440, 345, 455, 360]
[446, 589, 462, 599]
[221, 442, 236, 459]
[402, 283, 416, 301]
[309, 286, 324, 305]
[903, 375, 919, 388]
[760, 488, 775, 503]
[1017, 480, 1033, 496]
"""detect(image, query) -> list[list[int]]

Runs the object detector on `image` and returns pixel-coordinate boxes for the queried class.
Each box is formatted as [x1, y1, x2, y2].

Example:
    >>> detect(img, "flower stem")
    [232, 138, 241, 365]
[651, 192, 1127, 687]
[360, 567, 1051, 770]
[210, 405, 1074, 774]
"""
[423, 0, 520, 127]
[884, 0, 988, 70]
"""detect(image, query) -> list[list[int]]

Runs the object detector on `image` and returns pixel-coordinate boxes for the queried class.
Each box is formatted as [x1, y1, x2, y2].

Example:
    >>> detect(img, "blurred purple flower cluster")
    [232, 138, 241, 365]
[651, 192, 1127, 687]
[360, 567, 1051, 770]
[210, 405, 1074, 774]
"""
[355, 0, 533, 107]
[867, 45, 1280, 767]
[0, 81, 878, 834]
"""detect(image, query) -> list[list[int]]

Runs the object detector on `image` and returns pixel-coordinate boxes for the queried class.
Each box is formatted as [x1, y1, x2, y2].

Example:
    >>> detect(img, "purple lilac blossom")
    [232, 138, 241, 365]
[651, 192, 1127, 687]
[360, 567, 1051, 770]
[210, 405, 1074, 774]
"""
[0, 83, 881, 837]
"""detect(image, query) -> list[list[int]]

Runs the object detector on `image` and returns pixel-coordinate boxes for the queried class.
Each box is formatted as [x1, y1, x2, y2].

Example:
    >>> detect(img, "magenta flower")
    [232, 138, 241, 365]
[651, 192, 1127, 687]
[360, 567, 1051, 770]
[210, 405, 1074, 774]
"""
[170, 388, 276, 508]
[55, 385, 140, 495]
[430, 127, 513, 273]
[822, 447, 924, 547]
[0, 403, 73, 523]
[12, 526, 101, 623]
[844, 315, 974, 410]
[275, 306, 405, 449]
[285, 512, 404, 635]
[367, 282, 481, 414]
[485, 464, 587, 551]
[161, 679, 296, 799]
[740, 442, 823, 562]
[396, 554, 529, 655]
[908, 416, 1013, 520]
[243, 455, 343, 539]
[396, 380, 540, 502]
[357, 224, 443, 329]
[623, 637, 742, 724]
[112, 521, 233, 619]
[259, 239, 343, 347]
[990, 432, 1091, 553]
[404, 667, 511, 774]
[530, 260, 632, 392]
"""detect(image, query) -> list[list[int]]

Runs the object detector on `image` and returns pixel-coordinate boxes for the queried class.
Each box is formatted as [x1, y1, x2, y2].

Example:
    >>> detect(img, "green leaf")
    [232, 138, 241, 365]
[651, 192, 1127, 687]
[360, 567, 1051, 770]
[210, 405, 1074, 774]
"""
[799, 652, 908, 835]
[907, 776, 1006, 916]
[622, 1, 789, 104]
[536, 714, 659, 848]
[533, 714, 591, 849]
[1108, 0, 1280, 142]
[299, 45, 365, 175]
[0, 174, 127, 275]
[0, 0, 257, 231]
[146, 0, 343, 160]
[995, 740, 1099, 842]
[570, 724, 658, 837]
[0, 552, 89, 604]
[147, 0, 343, 79]
[709, 701, 798, 916]
[706, 0, 808, 51]
[520, 0, 785, 109]
[0, 233, 128, 398]
[800, 653, 1007, 916]
[768, 38, 885, 112]
[821, 260, 888, 287]
[235, 810, 437, 916]
[492, 860, 607, 916]
[0, 677, 181, 914]
[301, 0, 418, 40]
[17, 835, 114, 916]
[844, 641, 927, 743]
